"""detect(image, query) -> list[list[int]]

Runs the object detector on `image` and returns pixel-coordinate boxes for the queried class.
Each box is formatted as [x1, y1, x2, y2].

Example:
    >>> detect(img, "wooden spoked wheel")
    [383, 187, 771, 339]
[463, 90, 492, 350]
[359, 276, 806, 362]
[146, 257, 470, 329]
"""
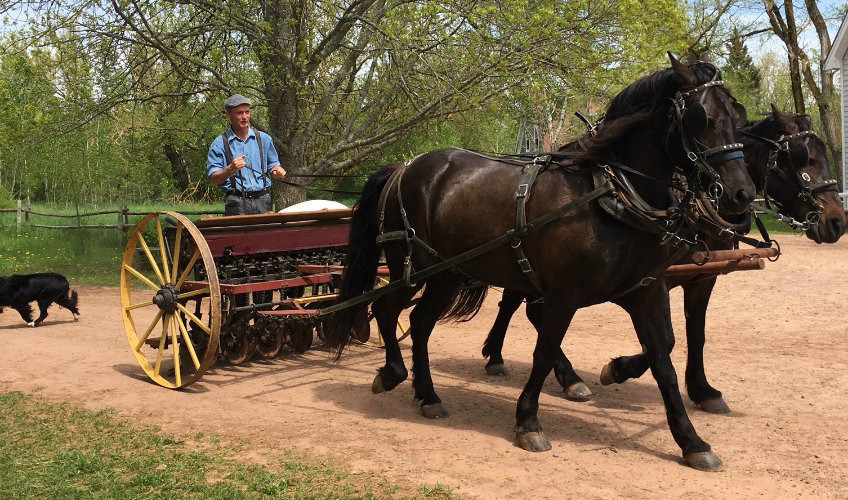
[120, 211, 221, 389]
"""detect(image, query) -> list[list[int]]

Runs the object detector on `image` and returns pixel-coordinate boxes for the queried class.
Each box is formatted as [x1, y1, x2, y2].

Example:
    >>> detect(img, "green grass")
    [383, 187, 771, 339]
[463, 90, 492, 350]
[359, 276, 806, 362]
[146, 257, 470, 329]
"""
[0, 203, 222, 286]
[0, 391, 457, 500]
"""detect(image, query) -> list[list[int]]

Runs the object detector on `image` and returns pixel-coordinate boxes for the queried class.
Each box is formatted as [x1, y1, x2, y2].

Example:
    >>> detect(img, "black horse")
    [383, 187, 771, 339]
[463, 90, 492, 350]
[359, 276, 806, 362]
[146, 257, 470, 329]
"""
[481, 105, 846, 413]
[325, 54, 754, 471]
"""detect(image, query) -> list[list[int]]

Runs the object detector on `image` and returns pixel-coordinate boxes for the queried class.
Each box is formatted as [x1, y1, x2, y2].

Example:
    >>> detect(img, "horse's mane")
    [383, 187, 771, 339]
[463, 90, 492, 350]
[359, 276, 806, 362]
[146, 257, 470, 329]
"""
[571, 61, 721, 163]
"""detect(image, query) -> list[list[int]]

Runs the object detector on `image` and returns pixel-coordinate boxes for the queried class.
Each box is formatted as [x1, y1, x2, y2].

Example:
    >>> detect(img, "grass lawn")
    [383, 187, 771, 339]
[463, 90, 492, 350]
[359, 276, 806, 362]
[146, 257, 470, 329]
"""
[0, 392, 456, 500]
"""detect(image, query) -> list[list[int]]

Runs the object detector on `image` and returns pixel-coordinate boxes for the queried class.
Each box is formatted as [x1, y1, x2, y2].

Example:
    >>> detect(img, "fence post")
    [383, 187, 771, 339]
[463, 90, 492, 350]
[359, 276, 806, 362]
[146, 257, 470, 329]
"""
[25, 197, 30, 223]
[16, 199, 21, 233]
[117, 205, 125, 241]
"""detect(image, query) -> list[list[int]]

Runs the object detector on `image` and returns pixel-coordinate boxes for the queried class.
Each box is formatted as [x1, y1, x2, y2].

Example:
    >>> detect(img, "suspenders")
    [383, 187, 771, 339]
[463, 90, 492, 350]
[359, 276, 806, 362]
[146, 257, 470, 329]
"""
[220, 129, 268, 192]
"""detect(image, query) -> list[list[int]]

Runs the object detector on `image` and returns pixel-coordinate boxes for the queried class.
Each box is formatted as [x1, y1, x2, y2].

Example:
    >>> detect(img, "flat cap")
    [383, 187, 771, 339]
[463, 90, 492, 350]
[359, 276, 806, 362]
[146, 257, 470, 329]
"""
[224, 94, 252, 109]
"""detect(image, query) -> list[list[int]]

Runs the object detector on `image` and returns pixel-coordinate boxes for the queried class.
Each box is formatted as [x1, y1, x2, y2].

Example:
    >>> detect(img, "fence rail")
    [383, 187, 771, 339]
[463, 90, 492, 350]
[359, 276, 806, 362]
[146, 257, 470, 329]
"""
[1, 199, 223, 235]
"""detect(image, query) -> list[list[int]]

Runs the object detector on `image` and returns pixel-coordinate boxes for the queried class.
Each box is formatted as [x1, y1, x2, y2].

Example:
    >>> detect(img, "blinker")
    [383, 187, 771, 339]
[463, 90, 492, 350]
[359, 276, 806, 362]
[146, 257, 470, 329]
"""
[684, 103, 709, 134]
[789, 141, 809, 169]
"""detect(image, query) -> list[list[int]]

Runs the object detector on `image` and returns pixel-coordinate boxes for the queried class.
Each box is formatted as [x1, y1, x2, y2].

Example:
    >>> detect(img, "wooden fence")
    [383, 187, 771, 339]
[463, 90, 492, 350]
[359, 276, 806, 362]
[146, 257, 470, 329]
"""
[0, 199, 223, 236]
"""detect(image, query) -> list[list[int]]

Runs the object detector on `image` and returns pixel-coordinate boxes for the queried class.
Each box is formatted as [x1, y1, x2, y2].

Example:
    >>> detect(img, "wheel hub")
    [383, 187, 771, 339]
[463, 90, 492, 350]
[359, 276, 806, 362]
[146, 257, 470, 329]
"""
[153, 284, 178, 313]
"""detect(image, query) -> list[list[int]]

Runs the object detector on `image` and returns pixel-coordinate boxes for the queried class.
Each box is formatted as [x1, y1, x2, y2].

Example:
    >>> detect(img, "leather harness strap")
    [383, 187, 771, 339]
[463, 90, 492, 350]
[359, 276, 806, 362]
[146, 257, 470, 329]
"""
[510, 158, 548, 295]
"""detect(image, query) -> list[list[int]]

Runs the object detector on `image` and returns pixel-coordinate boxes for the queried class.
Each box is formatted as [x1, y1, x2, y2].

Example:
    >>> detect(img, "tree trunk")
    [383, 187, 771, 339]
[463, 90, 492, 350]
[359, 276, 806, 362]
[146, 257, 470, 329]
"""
[764, 0, 842, 184]
[805, 0, 843, 187]
[162, 143, 191, 193]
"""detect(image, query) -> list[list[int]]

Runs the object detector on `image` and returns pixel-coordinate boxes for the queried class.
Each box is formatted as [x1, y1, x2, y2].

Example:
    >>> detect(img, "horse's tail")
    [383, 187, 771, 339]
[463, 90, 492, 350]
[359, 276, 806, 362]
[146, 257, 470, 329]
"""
[439, 284, 488, 323]
[324, 164, 400, 356]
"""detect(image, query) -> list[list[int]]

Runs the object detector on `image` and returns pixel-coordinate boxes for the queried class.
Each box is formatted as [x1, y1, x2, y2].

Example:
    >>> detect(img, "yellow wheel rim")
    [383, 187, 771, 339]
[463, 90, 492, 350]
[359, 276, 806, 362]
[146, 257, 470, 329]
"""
[120, 212, 221, 389]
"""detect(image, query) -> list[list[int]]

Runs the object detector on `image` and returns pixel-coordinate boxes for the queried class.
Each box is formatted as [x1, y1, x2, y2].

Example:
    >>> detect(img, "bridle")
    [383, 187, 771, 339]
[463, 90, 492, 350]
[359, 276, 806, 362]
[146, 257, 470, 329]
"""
[666, 68, 745, 204]
[739, 125, 837, 231]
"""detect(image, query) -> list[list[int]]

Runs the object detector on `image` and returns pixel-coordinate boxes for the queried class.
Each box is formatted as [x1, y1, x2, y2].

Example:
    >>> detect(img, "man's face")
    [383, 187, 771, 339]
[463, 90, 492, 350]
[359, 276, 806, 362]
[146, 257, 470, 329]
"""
[226, 104, 251, 129]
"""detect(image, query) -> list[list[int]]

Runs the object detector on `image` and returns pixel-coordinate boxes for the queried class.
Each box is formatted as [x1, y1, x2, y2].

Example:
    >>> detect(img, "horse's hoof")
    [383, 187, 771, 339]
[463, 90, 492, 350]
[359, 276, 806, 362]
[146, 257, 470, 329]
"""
[26, 322, 35, 327]
[697, 397, 730, 414]
[485, 363, 508, 376]
[684, 451, 723, 471]
[420, 403, 449, 419]
[599, 362, 616, 385]
[371, 375, 387, 394]
[73, 315, 79, 322]
[516, 431, 552, 452]
[564, 381, 592, 402]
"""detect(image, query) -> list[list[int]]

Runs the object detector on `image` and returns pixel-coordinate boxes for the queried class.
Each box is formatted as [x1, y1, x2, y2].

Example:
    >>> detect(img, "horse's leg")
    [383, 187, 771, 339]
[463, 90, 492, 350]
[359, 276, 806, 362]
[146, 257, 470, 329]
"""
[370, 286, 419, 394]
[552, 348, 592, 401]
[599, 349, 649, 386]
[482, 290, 591, 401]
[407, 276, 465, 419]
[618, 284, 722, 471]
[681, 278, 729, 414]
[481, 289, 523, 376]
[515, 300, 575, 452]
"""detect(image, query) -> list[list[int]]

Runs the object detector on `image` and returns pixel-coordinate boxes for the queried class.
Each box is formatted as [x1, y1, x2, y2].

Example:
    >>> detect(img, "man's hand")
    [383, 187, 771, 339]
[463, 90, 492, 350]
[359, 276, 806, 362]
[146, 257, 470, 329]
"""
[229, 155, 247, 173]
[270, 165, 287, 180]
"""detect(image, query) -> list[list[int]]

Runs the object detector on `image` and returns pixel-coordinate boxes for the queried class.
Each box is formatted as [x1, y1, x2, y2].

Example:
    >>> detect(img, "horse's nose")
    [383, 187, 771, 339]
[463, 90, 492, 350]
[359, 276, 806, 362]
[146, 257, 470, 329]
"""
[827, 215, 847, 239]
[728, 186, 754, 213]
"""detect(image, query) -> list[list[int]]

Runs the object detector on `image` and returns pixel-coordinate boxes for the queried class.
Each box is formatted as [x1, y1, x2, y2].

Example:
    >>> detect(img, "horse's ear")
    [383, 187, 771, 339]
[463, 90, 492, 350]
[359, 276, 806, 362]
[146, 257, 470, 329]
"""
[684, 103, 709, 134]
[770, 104, 796, 133]
[732, 101, 748, 128]
[789, 141, 810, 169]
[669, 52, 697, 86]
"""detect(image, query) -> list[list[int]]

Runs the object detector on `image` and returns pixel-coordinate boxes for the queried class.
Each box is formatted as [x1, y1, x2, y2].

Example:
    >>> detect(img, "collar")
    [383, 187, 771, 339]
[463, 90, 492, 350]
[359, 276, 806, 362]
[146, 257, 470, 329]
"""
[226, 127, 256, 142]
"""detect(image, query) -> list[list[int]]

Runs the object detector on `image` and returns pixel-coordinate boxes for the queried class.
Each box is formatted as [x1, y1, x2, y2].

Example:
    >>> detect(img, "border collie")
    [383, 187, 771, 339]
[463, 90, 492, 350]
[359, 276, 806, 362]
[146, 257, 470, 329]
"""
[0, 273, 80, 327]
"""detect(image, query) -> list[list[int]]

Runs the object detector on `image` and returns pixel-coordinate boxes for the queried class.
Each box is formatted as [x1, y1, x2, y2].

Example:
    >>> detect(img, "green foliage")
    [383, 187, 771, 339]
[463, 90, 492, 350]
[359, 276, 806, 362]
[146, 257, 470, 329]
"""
[0, 184, 14, 209]
[722, 28, 762, 109]
[0, 391, 456, 499]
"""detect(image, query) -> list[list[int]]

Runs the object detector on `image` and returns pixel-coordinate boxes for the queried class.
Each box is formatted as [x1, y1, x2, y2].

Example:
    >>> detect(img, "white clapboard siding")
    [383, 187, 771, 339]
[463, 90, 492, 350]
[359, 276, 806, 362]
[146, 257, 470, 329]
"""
[843, 52, 848, 209]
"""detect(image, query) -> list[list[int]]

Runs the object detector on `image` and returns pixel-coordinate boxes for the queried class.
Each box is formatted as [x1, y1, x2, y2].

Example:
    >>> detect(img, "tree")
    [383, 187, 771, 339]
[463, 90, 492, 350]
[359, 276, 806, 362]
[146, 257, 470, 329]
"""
[8, 0, 690, 207]
[763, 0, 841, 177]
[724, 28, 761, 92]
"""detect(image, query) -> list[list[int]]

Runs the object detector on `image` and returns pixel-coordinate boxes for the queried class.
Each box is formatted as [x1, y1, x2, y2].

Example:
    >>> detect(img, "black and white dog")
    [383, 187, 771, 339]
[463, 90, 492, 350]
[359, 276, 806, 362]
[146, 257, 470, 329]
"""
[0, 273, 80, 327]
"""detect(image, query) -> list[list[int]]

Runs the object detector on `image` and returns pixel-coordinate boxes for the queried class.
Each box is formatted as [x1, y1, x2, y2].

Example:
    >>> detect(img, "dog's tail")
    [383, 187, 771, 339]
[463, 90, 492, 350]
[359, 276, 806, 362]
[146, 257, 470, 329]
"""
[60, 289, 80, 318]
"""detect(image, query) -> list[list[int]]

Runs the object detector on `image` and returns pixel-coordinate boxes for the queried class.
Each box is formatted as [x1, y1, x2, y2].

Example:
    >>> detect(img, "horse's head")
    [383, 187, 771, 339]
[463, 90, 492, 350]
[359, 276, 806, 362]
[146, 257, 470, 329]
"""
[667, 54, 755, 215]
[742, 106, 846, 243]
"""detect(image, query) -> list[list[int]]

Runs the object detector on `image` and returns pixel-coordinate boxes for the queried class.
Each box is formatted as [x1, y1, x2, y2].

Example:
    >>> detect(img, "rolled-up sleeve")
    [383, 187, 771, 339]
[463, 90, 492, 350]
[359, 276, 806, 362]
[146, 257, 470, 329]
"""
[263, 132, 281, 170]
[207, 135, 227, 179]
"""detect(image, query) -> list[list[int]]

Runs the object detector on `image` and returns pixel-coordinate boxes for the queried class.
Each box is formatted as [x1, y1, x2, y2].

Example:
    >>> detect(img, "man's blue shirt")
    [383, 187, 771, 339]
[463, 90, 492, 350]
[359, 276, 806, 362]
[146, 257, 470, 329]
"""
[207, 128, 281, 192]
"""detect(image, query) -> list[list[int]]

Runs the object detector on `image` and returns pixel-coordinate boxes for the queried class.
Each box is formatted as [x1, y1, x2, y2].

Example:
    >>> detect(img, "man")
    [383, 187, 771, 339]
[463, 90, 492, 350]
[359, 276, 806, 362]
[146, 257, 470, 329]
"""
[207, 94, 287, 215]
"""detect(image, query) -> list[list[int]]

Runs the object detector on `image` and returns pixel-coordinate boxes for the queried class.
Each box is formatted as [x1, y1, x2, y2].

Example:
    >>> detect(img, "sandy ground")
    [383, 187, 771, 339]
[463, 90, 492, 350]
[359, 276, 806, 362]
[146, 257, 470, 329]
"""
[1, 236, 847, 499]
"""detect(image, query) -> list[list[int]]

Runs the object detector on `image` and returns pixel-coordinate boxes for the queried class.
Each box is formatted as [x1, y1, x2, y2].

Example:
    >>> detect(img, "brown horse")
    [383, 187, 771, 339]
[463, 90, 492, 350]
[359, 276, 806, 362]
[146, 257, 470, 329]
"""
[481, 106, 846, 413]
[325, 54, 754, 471]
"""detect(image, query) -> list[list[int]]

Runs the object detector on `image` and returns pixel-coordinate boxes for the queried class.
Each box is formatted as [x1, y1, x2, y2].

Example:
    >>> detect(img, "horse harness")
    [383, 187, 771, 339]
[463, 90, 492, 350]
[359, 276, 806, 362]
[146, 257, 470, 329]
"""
[666, 72, 745, 199]
[374, 149, 739, 300]
[371, 70, 754, 301]
[739, 127, 837, 231]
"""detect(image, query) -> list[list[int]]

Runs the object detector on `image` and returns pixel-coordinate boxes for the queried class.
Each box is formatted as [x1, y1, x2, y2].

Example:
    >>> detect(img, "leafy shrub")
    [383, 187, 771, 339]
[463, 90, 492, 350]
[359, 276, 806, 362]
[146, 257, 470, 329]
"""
[0, 185, 16, 209]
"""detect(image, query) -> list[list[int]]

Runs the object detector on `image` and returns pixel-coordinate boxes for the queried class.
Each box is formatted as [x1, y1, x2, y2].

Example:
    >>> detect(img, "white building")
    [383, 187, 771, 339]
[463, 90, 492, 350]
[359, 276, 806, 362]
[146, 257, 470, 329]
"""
[824, 15, 848, 208]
